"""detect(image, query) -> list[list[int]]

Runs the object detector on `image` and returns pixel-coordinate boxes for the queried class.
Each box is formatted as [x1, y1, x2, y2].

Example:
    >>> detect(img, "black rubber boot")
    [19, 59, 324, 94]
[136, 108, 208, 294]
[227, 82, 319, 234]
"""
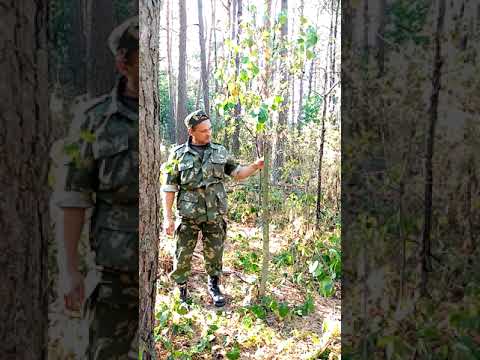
[208, 276, 226, 307]
[178, 282, 188, 303]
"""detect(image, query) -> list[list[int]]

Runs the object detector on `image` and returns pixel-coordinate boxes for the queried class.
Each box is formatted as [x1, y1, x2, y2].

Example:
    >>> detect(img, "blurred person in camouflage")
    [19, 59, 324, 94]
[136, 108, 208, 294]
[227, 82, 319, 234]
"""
[57, 16, 139, 359]
[162, 110, 264, 307]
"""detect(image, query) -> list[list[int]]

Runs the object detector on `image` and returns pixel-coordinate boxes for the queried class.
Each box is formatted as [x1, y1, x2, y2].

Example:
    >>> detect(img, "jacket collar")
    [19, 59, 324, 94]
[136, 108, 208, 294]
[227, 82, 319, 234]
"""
[104, 76, 138, 122]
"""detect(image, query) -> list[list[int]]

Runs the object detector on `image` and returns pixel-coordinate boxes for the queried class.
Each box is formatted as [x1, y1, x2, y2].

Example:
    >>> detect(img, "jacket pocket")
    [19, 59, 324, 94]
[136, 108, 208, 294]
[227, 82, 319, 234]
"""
[177, 191, 199, 218]
[210, 155, 226, 179]
[93, 134, 131, 190]
[178, 159, 196, 184]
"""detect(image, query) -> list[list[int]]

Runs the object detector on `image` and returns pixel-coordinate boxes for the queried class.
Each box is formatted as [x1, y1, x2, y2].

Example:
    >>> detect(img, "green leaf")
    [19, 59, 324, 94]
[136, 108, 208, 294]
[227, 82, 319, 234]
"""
[226, 344, 241, 360]
[242, 314, 253, 329]
[274, 95, 284, 105]
[80, 130, 96, 143]
[278, 302, 290, 318]
[248, 62, 260, 76]
[306, 49, 315, 60]
[320, 279, 334, 297]
[258, 104, 268, 123]
[239, 69, 249, 83]
[223, 101, 236, 113]
[256, 122, 265, 133]
[306, 26, 318, 47]
[241, 55, 250, 64]
[278, 11, 288, 26]
[176, 303, 189, 315]
[250, 304, 266, 319]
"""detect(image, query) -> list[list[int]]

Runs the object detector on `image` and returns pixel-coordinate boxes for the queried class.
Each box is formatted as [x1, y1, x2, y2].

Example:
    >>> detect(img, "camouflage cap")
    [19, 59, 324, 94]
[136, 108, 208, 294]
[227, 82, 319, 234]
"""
[108, 16, 139, 55]
[184, 110, 210, 129]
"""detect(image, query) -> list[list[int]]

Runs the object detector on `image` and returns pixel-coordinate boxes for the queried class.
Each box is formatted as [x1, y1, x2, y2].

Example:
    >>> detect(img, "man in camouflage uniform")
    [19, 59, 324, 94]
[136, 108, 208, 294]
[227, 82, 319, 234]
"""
[57, 16, 139, 359]
[162, 110, 264, 307]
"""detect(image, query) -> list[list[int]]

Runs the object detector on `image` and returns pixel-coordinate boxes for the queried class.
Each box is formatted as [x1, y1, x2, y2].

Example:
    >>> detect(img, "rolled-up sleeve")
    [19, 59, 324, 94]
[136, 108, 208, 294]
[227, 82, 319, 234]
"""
[225, 151, 241, 177]
[56, 113, 97, 208]
[161, 150, 180, 192]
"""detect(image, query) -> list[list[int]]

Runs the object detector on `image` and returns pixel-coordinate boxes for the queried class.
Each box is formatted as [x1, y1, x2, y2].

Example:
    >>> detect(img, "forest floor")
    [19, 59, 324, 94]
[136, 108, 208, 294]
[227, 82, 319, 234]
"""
[155, 221, 341, 360]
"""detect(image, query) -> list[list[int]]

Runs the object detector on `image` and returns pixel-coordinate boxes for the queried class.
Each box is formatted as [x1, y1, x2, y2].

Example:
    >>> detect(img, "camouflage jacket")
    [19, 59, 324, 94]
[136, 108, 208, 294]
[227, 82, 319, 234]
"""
[162, 140, 240, 222]
[58, 77, 139, 272]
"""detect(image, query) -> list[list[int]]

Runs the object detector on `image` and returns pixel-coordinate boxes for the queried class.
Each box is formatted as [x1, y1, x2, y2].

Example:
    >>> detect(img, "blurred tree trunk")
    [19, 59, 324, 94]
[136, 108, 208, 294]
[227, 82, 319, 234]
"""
[139, 1, 162, 358]
[421, 0, 446, 297]
[272, 0, 289, 182]
[307, 7, 320, 98]
[69, 0, 87, 95]
[0, 0, 49, 357]
[87, 0, 116, 97]
[176, 0, 189, 144]
[198, 0, 210, 115]
[166, 0, 177, 143]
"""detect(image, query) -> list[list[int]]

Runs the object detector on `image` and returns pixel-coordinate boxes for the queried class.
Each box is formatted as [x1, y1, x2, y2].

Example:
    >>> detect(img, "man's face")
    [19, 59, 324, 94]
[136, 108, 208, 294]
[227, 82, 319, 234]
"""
[125, 49, 139, 92]
[116, 48, 139, 95]
[189, 120, 212, 145]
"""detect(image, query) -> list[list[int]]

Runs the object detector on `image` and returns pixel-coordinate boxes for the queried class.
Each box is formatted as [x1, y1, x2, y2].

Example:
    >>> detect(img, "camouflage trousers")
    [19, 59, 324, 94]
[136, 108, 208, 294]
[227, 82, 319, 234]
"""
[170, 217, 227, 284]
[84, 269, 139, 359]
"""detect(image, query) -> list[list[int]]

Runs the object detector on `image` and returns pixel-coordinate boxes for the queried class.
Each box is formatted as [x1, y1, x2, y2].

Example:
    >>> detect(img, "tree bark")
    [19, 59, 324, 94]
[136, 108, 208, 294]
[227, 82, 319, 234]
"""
[87, 0, 116, 97]
[139, 1, 162, 358]
[0, 0, 50, 357]
[176, 0, 189, 144]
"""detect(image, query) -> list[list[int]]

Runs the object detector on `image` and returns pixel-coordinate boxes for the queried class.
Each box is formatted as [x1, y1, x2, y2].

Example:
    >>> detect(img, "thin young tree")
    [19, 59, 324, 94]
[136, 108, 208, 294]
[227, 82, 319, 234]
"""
[259, 0, 273, 299]
[296, 0, 305, 130]
[272, 0, 289, 182]
[198, 0, 210, 115]
[231, 0, 243, 155]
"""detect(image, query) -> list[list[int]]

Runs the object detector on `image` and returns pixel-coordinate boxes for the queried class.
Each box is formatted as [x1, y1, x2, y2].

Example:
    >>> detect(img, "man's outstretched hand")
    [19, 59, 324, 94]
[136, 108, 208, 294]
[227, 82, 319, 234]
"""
[254, 158, 265, 170]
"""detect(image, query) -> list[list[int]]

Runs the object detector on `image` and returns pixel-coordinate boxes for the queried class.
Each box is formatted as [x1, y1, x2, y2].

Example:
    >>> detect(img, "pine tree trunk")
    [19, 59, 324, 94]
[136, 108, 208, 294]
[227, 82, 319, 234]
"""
[176, 0, 189, 144]
[0, 0, 50, 357]
[139, 1, 162, 358]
